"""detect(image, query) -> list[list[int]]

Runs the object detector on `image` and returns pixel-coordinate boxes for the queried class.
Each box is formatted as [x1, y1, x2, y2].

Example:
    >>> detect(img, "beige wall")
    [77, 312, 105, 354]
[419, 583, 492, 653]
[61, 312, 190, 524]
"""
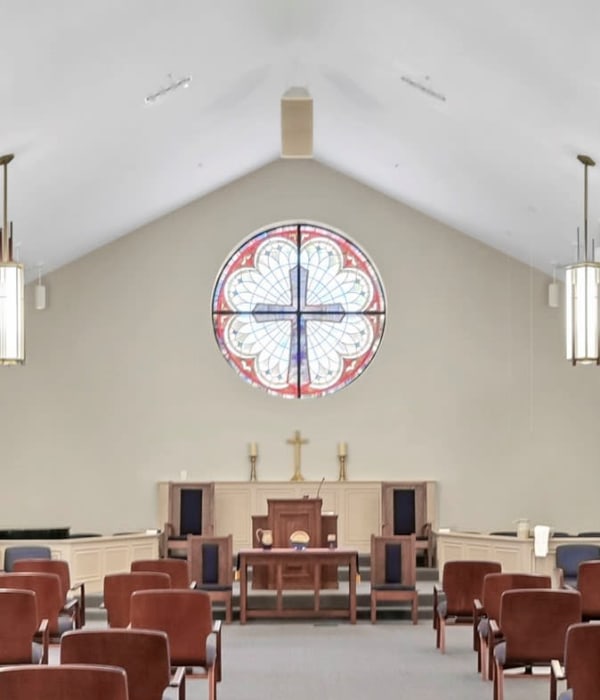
[1, 159, 599, 535]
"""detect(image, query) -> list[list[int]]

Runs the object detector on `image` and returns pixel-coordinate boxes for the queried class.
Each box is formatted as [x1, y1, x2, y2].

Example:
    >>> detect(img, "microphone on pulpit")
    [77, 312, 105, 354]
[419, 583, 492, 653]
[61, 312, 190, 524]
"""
[316, 477, 325, 499]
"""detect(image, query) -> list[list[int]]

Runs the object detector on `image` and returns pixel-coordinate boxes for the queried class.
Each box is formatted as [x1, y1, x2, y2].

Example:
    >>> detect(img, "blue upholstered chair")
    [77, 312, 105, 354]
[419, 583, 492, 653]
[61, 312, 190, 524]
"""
[3, 545, 51, 572]
[555, 544, 600, 588]
[370, 534, 418, 624]
[187, 535, 233, 623]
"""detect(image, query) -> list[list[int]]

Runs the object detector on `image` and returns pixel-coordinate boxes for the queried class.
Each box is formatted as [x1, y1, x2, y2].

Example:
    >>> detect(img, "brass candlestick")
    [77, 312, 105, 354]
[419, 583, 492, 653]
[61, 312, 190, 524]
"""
[338, 454, 347, 481]
[249, 455, 257, 481]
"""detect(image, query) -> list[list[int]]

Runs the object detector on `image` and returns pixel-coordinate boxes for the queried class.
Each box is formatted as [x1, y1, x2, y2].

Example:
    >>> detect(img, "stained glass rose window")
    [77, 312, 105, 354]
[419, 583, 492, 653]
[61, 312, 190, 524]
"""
[212, 223, 386, 398]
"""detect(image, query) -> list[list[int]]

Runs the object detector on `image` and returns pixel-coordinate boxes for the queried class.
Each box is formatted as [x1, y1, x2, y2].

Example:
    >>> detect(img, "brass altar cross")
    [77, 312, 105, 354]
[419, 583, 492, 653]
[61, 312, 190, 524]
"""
[287, 430, 308, 481]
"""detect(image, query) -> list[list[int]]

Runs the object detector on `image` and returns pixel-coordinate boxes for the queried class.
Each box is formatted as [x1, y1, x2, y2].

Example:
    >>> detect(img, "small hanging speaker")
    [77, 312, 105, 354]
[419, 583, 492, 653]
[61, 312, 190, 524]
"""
[281, 87, 313, 158]
[548, 281, 559, 308]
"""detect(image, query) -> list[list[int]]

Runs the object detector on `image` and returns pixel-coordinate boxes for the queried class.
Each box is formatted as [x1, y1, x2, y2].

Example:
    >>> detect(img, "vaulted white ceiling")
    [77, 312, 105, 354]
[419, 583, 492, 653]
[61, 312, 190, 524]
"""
[3, 1, 600, 279]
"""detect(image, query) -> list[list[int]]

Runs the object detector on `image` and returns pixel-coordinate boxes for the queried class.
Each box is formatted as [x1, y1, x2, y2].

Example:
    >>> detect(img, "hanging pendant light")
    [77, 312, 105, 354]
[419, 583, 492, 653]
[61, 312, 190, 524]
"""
[0, 153, 24, 365]
[565, 154, 600, 365]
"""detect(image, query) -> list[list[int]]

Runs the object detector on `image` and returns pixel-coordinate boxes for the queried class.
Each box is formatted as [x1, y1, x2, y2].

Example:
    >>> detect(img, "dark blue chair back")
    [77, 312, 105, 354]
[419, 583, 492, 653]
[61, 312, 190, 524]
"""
[4, 546, 52, 572]
[556, 544, 600, 586]
[201, 544, 219, 585]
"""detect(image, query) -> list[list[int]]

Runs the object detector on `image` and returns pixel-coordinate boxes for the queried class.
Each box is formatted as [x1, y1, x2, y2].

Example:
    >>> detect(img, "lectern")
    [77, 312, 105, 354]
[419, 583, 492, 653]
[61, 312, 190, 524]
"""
[251, 498, 338, 589]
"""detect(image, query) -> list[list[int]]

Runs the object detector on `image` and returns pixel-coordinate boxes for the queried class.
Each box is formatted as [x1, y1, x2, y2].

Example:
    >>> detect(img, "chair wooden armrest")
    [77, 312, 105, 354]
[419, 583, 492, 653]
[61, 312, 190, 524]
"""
[210, 620, 222, 682]
[169, 665, 186, 700]
[69, 580, 86, 626]
[189, 580, 197, 589]
[550, 658, 565, 700]
[555, 567, 566, 588]
[551, 659, 565, 681]
[473, 599, 485, 646]
[489, 619, 501, 637]
[487, 618, 503, 670]
[35, 618, 49, 664]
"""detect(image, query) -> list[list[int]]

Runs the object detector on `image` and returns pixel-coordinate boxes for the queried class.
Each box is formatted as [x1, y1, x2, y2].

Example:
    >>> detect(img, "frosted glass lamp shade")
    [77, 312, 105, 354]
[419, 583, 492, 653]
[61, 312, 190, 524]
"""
[565, 262, 600, 364]
[0, 262, 24, 364]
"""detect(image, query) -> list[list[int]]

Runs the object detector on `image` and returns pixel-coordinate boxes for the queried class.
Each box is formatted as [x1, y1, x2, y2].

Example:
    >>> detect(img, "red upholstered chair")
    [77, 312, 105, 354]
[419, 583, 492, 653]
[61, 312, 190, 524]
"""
[434, 560, 501, 653]
[0, 588, 49, 664]
[61, 628, 185, 700]
[551, 622, 600, 700]
[0, 664, 128, 700]
[0, 571, 74, 640]
[14, 558, 85, 627]
[473, 572, 551, 680]
[491, 588, 582, 700]
[574, 561, 600, 620]
[131, 558, 195, 589]
[103, 572, 171, 628]
[130, 588, 222, 700]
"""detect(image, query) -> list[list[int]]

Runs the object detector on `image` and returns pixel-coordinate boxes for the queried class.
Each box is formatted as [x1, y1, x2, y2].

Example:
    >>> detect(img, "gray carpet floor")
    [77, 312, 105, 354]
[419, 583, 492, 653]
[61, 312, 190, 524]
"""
[49, 618, 560, 700]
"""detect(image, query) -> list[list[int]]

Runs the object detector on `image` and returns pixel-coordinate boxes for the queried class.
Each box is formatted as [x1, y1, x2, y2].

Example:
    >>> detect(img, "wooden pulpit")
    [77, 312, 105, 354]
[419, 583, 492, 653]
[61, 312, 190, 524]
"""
[251, 498, 338, 590]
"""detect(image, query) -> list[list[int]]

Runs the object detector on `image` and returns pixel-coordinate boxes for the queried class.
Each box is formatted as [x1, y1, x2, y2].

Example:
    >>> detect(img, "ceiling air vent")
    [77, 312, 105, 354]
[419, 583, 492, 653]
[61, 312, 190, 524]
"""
[281, 87, 313, 158]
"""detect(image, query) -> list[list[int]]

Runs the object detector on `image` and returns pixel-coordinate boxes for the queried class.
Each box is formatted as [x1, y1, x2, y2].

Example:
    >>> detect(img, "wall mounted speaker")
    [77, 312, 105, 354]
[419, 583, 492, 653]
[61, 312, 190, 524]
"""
[34, 283, 46, 310]
[281, 87, 313, 158]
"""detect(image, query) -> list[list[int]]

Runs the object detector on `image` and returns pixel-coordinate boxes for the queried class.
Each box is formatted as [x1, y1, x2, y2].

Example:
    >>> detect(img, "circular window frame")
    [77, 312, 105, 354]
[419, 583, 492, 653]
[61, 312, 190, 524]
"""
[211, 221, 386, 398]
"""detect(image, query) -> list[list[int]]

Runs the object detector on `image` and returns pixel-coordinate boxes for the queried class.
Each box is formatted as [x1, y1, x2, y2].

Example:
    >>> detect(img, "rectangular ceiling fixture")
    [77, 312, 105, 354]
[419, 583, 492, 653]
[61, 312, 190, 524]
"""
[281, 87, 313, 159]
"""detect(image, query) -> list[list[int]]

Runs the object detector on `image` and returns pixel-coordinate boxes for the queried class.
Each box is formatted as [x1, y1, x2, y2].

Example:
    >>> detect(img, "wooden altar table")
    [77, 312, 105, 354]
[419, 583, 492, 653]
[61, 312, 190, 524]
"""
[238, 548, 358, 624]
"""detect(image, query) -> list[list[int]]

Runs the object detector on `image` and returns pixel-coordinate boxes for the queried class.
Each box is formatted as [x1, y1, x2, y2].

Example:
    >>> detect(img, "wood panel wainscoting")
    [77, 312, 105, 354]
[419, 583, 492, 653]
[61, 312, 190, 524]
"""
[158, 480, 437, 553]
[0, 533, 159, 594]
[436, 531, 600, 585]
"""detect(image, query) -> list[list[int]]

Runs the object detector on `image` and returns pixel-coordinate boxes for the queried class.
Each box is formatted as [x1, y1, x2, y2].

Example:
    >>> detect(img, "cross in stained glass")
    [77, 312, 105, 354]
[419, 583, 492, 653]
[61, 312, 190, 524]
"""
[252, 265, 344, 391]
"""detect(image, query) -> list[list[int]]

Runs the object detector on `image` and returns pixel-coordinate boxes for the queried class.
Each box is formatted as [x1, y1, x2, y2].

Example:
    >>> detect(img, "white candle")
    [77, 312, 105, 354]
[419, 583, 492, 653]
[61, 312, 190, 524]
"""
[338, 442, 347, 457]
[249, 442, 258, 457]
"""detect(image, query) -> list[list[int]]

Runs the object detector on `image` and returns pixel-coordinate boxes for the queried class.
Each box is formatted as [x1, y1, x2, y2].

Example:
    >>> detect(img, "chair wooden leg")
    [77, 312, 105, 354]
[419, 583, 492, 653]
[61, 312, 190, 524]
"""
[370, 594, 376, 624]
[438, 616, 446, 652]
[411, 595, 418, 625]
[480, 637, 489, 680]
[208, 666, 216, 700]
[493, 660, 503, 700]
[225, 597, 232, 625]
